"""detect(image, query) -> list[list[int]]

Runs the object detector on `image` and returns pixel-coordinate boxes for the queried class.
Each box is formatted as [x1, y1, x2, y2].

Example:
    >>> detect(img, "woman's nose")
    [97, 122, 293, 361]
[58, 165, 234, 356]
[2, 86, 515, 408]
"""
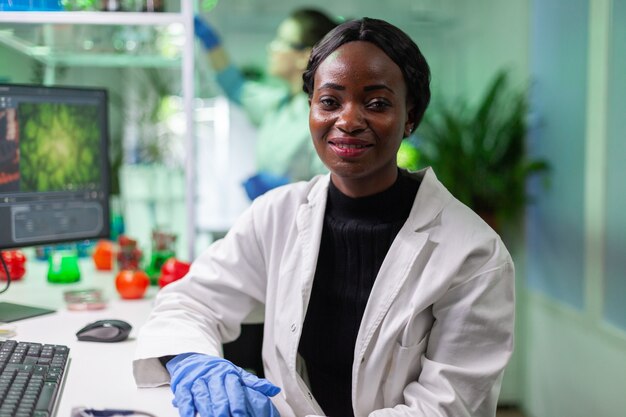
[335, 104, 366, 133]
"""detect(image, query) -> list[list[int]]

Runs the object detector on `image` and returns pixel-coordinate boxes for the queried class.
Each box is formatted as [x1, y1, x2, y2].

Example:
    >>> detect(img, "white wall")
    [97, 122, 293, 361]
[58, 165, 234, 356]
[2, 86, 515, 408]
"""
[522, 1, 626, 417]
[524, 293, 626, 417]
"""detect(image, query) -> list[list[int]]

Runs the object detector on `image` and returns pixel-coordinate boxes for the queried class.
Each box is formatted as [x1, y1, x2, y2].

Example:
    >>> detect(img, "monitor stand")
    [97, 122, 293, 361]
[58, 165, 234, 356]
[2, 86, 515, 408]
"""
[0, 301, 56, 323]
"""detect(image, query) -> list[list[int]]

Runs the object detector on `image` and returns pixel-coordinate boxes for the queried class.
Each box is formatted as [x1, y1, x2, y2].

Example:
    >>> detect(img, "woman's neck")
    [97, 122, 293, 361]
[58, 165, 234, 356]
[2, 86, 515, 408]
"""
[330, 166, 399, 198]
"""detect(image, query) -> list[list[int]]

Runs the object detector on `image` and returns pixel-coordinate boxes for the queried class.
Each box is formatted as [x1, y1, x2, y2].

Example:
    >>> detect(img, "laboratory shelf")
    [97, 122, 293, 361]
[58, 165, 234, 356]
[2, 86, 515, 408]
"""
[0, 27, 181, 67]
[0, 5, 198, 259]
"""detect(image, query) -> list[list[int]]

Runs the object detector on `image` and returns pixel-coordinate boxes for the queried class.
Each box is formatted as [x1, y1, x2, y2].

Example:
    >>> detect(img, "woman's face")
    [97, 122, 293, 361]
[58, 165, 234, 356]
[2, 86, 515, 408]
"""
[267, 18, 309, 80]
[309, 41, 415, 197]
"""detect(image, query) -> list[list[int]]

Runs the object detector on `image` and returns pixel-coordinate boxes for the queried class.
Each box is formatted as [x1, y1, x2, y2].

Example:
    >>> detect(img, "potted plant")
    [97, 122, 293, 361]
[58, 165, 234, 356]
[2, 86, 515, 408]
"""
[415, 69, 549, 230]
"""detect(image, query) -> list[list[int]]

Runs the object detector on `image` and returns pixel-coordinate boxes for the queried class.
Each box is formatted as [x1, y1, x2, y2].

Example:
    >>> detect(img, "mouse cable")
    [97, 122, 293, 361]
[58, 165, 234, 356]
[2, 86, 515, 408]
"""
[0, 250, 11, 294]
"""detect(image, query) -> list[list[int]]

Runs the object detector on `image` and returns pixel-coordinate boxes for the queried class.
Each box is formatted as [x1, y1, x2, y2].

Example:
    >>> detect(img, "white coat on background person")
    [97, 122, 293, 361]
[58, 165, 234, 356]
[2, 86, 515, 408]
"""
[132, 168, 515, 417]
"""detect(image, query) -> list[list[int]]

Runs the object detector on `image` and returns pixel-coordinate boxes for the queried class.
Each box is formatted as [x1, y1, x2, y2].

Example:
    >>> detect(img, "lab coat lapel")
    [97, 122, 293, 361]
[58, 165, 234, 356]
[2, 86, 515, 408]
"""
[294, 178, 328, 301]
[353, 168, 447, 367]
[277, 175, 329, 374]
[294, 181, 328, 317]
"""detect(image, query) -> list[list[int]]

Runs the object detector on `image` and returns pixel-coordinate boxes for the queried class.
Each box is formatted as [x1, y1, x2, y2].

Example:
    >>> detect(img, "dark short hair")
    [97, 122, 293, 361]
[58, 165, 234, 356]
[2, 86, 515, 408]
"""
[290, 8, 338, 49]
[303, 17, 431, 126]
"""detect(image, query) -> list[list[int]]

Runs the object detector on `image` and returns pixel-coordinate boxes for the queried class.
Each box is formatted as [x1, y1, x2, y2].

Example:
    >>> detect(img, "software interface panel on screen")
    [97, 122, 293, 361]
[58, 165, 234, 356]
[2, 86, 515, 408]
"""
[0, 84, 110, 249]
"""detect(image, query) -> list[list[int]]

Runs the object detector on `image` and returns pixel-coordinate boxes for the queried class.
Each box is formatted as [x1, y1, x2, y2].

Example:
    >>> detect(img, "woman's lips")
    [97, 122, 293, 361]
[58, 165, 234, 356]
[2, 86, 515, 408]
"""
[328, 140, 373, 158]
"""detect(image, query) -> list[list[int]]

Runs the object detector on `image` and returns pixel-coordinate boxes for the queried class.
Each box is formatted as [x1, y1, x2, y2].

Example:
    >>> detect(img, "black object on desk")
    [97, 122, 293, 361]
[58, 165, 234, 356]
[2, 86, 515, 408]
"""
[0, 339, 70, 416]
[76, 319, 132, 343]
[0, 301, 56, 323]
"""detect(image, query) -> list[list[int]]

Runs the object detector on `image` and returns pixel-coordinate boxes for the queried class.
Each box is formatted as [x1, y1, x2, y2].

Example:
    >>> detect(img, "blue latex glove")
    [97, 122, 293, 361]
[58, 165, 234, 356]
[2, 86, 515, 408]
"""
[242, 172, 290, 201]
[166, 353, 281, 417]
[194, 16, 221, 50]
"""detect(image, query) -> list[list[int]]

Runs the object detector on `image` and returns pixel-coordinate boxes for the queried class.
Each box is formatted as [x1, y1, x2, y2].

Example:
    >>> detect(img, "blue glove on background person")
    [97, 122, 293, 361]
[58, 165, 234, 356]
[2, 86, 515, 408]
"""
[194, 16, 221, 50]
[242, 172, 290, 201]
[166, 353, 281, 417]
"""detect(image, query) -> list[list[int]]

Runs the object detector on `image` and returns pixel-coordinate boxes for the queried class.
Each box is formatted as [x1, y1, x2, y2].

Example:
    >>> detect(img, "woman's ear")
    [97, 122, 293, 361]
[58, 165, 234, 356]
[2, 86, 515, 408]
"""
[404, 105, 417, 137]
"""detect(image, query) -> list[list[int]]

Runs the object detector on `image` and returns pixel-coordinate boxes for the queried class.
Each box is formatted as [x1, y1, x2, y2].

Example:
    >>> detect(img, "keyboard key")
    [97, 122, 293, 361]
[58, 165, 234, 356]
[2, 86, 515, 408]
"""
[34, 382, 57, 414]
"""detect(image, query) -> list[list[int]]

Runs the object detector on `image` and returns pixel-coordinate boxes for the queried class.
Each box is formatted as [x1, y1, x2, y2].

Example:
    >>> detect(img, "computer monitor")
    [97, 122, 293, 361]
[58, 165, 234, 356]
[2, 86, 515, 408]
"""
[0, 83, 110, 249]
[0, 83, 111, 320]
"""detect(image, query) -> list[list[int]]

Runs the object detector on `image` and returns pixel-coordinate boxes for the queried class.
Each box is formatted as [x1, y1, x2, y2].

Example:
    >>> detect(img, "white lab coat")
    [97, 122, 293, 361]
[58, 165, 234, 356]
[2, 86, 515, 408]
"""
[215, 67, 327, 181]
[133, 167, 515, 417]
[249, 92, 328, 182]
[238, 81, 328, 181]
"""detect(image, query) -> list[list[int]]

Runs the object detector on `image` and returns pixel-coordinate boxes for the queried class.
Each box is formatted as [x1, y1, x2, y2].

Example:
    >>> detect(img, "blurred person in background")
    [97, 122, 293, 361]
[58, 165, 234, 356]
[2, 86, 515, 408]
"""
[194, 8, 337, 199]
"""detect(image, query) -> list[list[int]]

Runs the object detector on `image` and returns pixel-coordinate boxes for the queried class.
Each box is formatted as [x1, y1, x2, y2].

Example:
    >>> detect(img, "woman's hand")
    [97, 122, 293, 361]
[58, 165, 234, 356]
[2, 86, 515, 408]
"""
[166, 353, 281, 417]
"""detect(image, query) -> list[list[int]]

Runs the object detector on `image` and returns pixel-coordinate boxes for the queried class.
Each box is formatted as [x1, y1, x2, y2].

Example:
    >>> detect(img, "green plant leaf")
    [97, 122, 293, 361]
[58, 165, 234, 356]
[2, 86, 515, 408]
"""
[416, 69, 551, 226]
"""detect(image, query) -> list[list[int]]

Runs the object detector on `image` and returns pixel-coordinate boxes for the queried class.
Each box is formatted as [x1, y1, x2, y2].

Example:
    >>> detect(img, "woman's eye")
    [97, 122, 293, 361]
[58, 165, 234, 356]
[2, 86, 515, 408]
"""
[367, 100, 391, 110]
[319, 97, 338, 108]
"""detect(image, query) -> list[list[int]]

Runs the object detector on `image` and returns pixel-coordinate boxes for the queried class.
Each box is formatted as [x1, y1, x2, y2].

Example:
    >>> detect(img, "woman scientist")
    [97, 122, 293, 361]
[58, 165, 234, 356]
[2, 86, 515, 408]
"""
[134, 17, 515, 417]
[194, 9, 337, 197]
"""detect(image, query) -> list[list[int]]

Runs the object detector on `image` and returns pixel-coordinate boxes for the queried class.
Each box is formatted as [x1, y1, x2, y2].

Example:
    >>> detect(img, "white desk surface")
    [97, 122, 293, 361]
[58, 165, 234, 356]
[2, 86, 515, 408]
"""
[0, 253, 179, 417]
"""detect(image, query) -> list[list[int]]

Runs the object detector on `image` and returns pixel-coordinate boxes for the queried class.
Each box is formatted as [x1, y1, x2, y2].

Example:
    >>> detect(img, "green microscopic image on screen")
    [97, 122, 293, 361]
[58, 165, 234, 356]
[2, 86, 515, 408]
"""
[17, 102, 102, 192]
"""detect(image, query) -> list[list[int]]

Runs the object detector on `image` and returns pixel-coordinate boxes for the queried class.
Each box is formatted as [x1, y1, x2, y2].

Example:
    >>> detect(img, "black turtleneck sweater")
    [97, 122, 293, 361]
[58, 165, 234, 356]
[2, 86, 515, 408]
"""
[298, 171, 420, 417]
